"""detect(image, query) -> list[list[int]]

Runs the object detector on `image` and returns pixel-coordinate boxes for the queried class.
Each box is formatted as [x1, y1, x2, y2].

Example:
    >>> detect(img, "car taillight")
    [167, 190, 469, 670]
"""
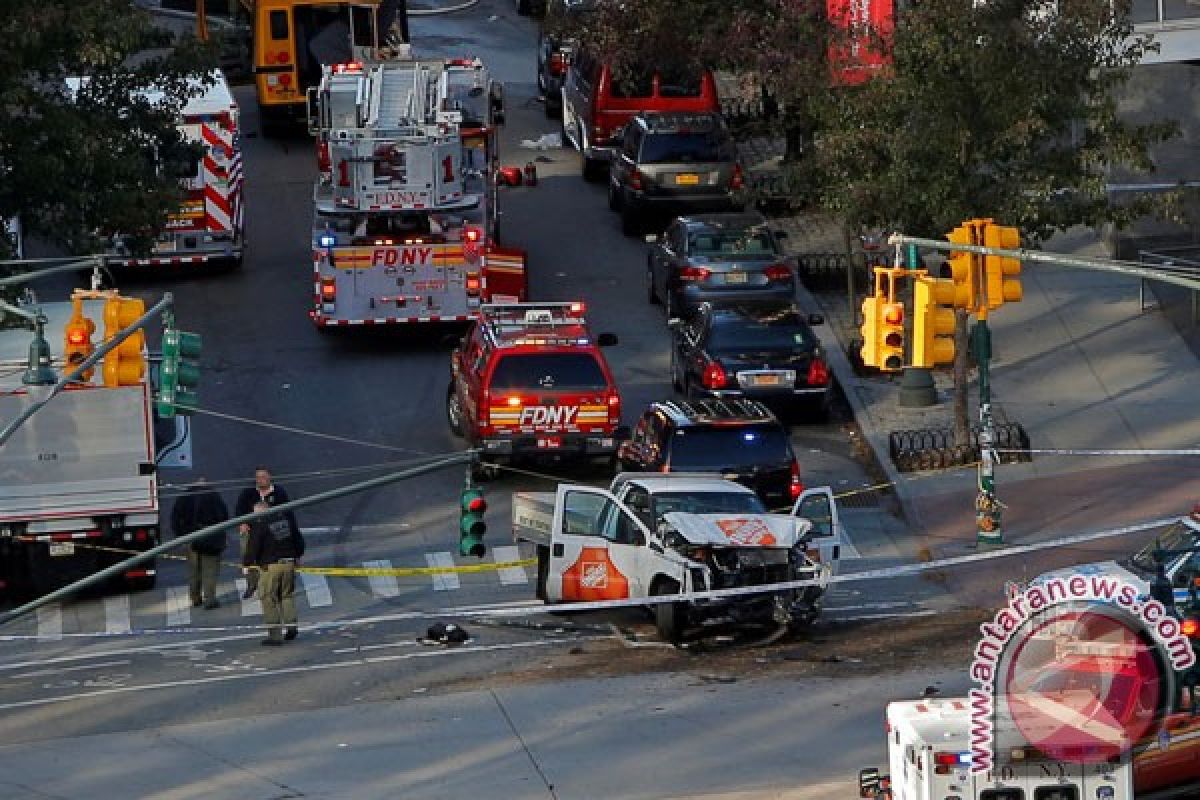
[764, 263, 792, 281]
[807, 357, 829, 386]
[1184, 617, 1200, 638]
[464, 227, 482, 244]
[607, 390, 620, 421]
[549, 52, 567, 76]
[465, 272, 481, 296]
[317, 140, 330, 173]
[702, 361, 726, 389]
[731, 163, 744, 191]
[789, 459, 803, 500]
[629, 169, 644, 191]
[678, 266, 711, 282]
[320, 278, 336, 302]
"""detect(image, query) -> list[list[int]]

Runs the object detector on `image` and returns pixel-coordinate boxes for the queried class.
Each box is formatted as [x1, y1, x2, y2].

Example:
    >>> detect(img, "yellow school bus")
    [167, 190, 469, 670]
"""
[238, 0, 405, 131]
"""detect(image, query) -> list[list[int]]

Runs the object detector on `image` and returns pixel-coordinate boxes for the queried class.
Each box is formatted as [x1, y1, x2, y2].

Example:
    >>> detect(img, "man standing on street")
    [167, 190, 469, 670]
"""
[243, 501, 306, 646]
[171, 477, 230, 610]
[234, 467, 298, 599]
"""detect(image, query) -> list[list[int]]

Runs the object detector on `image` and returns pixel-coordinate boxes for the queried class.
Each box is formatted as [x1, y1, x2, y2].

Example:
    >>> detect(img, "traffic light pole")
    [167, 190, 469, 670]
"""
[0, 293, 174, 448]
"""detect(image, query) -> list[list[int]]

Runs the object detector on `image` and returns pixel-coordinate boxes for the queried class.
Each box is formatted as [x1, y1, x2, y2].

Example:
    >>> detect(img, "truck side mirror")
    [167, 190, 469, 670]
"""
[597, 332, 618, 347]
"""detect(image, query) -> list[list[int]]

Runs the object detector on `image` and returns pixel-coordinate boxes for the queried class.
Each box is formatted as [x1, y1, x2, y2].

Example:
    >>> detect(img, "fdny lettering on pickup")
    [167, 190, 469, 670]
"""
[372, 247, 434, 267]
[518, 406, 579, 427]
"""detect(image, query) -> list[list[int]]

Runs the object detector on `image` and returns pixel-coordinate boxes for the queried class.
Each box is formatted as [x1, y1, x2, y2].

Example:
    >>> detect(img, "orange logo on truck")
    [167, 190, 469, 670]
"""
[715, 518, 776, 546]
[561, 546, 629, 601]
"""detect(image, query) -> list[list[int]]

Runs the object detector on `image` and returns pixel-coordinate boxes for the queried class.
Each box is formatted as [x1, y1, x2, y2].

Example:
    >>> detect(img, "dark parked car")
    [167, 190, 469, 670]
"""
[646, 212, 794, 318]
[668, 302, 832, 419]
[617, 398, 804, 507]
[536, 0, 595, 116]
[608, 112, 743, 235]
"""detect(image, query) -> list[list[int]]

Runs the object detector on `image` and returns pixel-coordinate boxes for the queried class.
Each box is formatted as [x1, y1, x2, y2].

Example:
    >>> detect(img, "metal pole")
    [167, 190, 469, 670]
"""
[0, 293, 173, 447]
[0, 257, 102, 286]
[974, 315, 1001, 545]
[0, 452, 476, 626]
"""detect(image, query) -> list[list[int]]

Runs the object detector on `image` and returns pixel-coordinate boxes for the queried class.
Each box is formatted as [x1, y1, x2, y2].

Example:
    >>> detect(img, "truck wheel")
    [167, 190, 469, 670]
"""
[651, 580, 686, 644]
[446, 383, 464, 437]
[536, 545, 549, 601]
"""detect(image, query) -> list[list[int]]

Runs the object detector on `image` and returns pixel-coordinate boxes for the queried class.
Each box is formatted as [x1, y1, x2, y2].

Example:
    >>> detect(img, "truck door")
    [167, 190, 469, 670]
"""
[547, 485, 651, 603]
[790, 486, 845, 575]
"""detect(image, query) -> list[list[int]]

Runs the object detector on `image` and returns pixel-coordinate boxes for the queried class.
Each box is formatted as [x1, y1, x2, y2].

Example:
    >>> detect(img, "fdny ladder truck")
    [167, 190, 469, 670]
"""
[307, 58, 527, 327]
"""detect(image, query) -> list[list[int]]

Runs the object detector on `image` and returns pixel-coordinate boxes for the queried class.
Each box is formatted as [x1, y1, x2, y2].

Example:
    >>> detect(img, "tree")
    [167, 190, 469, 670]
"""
[0, 0, 214, 260]
[810, 0, 1177, 441]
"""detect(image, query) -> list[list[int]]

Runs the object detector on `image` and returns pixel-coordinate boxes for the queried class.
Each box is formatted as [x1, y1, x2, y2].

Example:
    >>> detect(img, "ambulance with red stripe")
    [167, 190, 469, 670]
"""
[101, 71, 245, 268]
[308, 58, 526, 327]
[446, 302, 623, 470]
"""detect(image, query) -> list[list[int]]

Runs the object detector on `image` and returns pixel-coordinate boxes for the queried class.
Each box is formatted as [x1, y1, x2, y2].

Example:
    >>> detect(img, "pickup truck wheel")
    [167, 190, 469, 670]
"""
[446, 383, 464, 437]
[651, 580, 686, 644]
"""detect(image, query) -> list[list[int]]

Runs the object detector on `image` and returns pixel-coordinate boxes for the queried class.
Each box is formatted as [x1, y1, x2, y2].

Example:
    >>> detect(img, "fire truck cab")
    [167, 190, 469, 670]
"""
[446, 302, 625, 472]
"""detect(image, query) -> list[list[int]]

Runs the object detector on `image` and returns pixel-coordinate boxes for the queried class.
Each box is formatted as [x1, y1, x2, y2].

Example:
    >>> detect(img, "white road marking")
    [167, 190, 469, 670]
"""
[364, 559, 400, 598]
[166, 587, 192, 627]
[12, 660, 132, 679]
[426, 552, 460, 591]
[492, 545, 529, 586]
[103, 596, 131, 635]
[824, 601, 916, 612]
[236, 579, 262, 617]
[331, 640, 420, 655]
[300, 572, 333, 608]
[0, 637, 608, 711]
[35, 606, 62, 641]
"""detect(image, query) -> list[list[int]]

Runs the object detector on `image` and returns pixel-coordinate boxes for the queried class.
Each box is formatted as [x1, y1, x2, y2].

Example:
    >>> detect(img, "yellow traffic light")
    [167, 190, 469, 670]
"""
[102, 297, 146, 387]
[879, 301, 905, 372]
[982, 224, 1023, 309]
[63, 298, 96, 382]
[912, 276, 957, 368]
[946, 222, 982, 312]
[859, 292, 883, 368]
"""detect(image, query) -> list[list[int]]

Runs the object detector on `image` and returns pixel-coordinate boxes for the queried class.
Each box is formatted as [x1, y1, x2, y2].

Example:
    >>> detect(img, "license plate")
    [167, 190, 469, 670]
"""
[49, 542, 75, 557]
[750, 374, 783, 387]
[675, 173, 700, 185]
[725, 272, 748, 284]
[537, 436, 563, 449]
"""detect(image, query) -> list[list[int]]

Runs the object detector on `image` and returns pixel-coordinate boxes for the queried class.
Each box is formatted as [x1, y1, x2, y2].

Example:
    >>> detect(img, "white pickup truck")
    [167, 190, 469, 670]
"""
[511, 473, 847, 641]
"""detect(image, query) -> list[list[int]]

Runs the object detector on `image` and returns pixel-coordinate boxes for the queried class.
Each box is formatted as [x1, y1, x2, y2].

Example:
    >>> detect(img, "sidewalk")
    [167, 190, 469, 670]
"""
[734, 134, 1200, 563]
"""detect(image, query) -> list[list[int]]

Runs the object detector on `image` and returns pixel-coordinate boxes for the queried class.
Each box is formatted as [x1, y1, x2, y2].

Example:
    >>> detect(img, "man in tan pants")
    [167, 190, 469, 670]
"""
[243, 501, 306, 645]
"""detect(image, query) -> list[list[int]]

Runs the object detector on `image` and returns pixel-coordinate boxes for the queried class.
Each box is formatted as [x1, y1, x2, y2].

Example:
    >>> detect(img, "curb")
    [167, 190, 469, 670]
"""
[409, 0, 480, 14]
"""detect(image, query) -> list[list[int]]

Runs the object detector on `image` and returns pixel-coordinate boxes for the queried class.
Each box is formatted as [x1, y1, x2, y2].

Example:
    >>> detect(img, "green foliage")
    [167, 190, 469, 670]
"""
[0, 0, 216, 257]
[811, 0, 1178, 241]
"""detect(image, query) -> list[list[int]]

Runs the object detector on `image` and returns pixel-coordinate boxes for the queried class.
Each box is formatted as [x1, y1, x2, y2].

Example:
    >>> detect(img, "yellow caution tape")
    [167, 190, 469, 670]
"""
[296, 559, 537, 577]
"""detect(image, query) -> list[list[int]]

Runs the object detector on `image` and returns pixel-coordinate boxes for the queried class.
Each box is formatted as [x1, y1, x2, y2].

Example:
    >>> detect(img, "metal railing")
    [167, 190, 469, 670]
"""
[1138, 246, 1200, 323]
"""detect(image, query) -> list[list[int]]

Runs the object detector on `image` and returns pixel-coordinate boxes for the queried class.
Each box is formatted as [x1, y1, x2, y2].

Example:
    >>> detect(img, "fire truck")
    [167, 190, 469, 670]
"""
[104, 70, 245, 268]
[0, 289, 162, 599]
[307, 58, 526, 327]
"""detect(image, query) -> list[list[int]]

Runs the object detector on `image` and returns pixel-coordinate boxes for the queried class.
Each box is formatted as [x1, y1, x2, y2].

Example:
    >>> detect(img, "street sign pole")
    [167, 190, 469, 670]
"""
[973, 314, 1001, 545]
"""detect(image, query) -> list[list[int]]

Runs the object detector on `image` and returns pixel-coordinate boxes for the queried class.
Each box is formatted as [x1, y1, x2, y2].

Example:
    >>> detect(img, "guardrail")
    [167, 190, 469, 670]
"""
[1138, 246, 1200, 323]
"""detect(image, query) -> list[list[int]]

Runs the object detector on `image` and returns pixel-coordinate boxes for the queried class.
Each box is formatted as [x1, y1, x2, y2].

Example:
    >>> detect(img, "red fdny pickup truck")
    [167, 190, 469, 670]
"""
[446, 302, 626, 474]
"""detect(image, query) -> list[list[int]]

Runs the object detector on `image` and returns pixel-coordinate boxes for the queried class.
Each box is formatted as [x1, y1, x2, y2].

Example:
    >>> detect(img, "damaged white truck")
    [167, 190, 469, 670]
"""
[511, 473, 845, 642]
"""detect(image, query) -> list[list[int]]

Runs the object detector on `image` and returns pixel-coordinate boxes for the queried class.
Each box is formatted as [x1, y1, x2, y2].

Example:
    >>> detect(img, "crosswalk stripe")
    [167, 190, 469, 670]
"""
[300, 572, 333, 607]
[104, 595, 131, 635]
[364, 560, 400, 598]
[236, 578, 262, 617]
[166, 587, 192, 627]
[36, 605, 62, 640]
[492, 546, 529, 586]
[426, 552, 460, 591]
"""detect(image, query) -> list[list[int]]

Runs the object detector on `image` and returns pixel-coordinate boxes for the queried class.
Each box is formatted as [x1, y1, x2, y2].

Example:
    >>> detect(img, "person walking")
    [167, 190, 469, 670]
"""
[243, 501, 306, 646]
[170, 477, 230, 610]
[234, 467, 298, 599]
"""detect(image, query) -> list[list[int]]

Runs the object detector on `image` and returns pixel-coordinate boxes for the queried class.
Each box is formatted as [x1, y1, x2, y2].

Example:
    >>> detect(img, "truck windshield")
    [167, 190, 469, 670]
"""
[651, 491, 766, 520]
[667, 426, 791, 470]
[1128, 521, 1199, 573]
[489, 353, 607, 390]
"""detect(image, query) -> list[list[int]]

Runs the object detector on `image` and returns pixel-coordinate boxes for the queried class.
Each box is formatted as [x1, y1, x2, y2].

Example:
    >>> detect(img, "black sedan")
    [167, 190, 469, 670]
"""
[669, 302, 832, 418]
[645, 212, 795, 319]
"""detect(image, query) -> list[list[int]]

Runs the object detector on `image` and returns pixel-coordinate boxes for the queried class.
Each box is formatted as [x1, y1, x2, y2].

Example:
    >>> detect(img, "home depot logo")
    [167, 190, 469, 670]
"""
[580, 562, 607, 589]
[715, 518, 776, 546]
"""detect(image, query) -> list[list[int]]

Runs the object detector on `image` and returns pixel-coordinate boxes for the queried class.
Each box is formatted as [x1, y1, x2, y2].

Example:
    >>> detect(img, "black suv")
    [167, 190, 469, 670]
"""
[670, 302, 831, 418]
[608, 112, 744, 235]
[616, 399, 802, 507]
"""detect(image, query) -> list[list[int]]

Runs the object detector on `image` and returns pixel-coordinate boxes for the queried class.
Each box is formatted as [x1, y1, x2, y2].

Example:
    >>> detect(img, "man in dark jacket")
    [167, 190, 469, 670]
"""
[171, 477, 230, 610]
[234, 466, 298, 599]
[244, 501, 306, 645]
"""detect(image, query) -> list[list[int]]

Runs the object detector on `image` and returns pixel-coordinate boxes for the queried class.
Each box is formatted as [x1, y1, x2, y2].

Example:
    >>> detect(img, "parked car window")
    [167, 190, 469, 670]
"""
[668, 425, 791, 469]
[639, 132, 732, 164]
[657, 64, 703, 97]
[490, 354, 608, 390]
[610, 66, 655, 99]
[707, 315, 814, 352]
[688, 230, 776, 256]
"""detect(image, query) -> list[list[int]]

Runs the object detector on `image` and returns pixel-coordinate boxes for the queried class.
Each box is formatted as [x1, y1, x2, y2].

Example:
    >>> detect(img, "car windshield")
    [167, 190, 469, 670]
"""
[651, 491, 767, 520]
[688, 230, 776, 258]
[640, 132, 729, 164]
[489, 354, 607, 390]
[1128, 521, 1200, 573]
[708, 316, 814, 353]
[668, 425, 791, 470]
